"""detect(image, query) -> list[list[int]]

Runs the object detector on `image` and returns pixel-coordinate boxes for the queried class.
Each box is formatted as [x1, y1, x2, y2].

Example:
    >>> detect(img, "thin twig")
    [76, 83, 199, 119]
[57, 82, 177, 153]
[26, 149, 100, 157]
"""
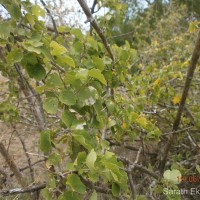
[40, 0, 58, 36]
[118, 156, 159, 179]
[128, 147, 142, 200]
[10, 159, 46, 177]
[25, 152, 48, 158]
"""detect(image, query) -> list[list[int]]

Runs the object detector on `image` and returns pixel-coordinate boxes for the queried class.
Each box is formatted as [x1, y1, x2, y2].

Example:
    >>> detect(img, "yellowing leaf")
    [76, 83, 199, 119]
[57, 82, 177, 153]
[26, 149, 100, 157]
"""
[121, 122, 127, 130]
[136, 116, 147, 128]
[154, 78, 160, 86]
[50, 41, 67, 56]
[188, 21, 199, 33]
[172, 96, 180, 105]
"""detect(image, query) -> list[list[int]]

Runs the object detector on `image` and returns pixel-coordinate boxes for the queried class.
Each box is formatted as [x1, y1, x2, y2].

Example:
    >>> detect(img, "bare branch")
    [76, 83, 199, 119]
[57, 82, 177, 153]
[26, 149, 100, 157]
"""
[40, 0, 58, 36]
[91, 0, 98, 14]
[128, 147, 142, 199]
[13, 125, 34, 183]
[0, 142, 26, 187]
[10, 159, 46, 177]
[0, 183, 46, 196]
[118, 156, 159, 180]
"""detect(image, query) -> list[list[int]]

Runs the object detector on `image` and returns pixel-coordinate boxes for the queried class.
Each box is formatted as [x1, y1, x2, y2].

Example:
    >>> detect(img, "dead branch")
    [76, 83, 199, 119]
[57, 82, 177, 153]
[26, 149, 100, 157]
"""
[0, 142, 26, 187]
[81, 177, 111, 194]
[0, 167, 13, 188]
[13, 125, 35, 183]
[128, 147, 142, 199]
[10, 159, 46, 177]
[118, 156, 159, 180]
[0, 183, 46, 196]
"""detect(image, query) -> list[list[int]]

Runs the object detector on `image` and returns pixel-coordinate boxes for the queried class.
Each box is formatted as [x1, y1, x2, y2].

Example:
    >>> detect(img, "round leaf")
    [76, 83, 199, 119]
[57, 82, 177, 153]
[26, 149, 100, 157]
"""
[67, 174, 86, 194]
[40, 131, 52, 153]
[43, 97, 58, 114]
[163, 169, 181, 184]
[59, 90, 76, 105]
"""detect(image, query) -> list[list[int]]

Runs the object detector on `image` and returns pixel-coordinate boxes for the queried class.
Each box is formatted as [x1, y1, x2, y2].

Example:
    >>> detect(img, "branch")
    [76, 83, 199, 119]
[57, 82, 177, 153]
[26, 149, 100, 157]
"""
[118, 156, 159, 180]
[127, 147, 142, 200]
[0, 183, 46, 196]
[80, 177, 111, 194]
[40, 0, 58, 35]
[0, 168, 12, 188]
[6, 44, 46, 131]
[13, 125, 34, 183]
[91, 0, 98, 14]
[159, 30, 200, 173]
[10, 159, 46, 177]
[0, 142, 26, 187]
[77, 0, 114, 61]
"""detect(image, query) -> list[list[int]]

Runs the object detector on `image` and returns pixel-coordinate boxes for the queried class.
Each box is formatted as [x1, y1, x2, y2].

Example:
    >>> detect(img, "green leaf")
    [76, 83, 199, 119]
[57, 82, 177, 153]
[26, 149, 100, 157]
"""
[88, 69, 107, 85]
[6, 48, 23, 65]
[46, 73, 63, 89]
[65, 71, 77, 84]
[72, 130, 93, 151]
[62, 55, 75, 68]
[40, 131, 52, 153]
[112, 183, 120, 197]
[89, 191, 97, 200]
[25, 62, 46, 81]
[136, 195, 147, 200]
[25, 13, 35, 26]
[78, 86, 99, 106]
[76, 68, 88, 82]
[86, 149, 97, 170]
[41, 188, 52, 200]
[74, 152, 86, 167]
[43, 97, 58, 114]
[50, 41, 67, 56]
[61, 110, 76, 127]
[6, 3, 21, 19]
[22, 44, 42, 54]
[0, 21, 12, 39]
[57, 26, 70, 33]
[48, 175, 56, 189]
[67, 174, 86, 194]
[0, 102, 16, 113]
[59, 90, 76, 106]
[120, 50, 129, 61]
[58, 191, 81, 200]
[92, 56, 104, 71]
[48, 153, 61, 166]
[196, 165, 200, 174]
[71, 29, 83, 40]
[31, 5, 45, 17]
[163, 169, 181, 184]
